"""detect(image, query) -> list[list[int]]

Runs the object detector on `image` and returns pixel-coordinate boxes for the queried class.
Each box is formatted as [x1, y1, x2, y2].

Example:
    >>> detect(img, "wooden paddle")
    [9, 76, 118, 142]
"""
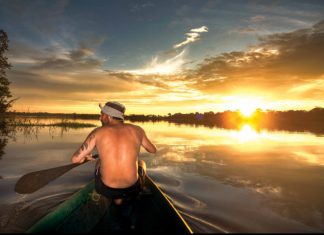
[15, 154, 99, 194]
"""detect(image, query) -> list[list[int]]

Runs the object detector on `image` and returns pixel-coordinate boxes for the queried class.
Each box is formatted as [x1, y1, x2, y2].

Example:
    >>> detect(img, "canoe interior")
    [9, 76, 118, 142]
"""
[27, 175, 192, 233]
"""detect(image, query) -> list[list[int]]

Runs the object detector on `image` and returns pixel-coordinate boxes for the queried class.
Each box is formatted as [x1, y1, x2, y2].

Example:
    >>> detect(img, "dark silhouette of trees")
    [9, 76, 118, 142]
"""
[6, 107, 324, 135]
[0, 30, 14, 114]
[125, 108, 324, 134]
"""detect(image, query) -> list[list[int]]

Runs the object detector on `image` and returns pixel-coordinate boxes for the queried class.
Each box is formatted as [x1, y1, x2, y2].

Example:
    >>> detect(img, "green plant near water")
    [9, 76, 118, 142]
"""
[1, 116, 98, 142]
[7, 117, 97, 128]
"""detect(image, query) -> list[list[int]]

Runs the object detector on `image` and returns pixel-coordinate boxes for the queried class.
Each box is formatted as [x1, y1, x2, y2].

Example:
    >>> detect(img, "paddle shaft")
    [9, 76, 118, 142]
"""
[15, 154, 99, 194]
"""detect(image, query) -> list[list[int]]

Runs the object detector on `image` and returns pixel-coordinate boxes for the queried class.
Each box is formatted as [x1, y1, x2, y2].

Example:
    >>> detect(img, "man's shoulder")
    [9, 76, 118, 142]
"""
[93, 126, 115, 137]
[93, 126, 108, 133]
[125, 123, 143, 131]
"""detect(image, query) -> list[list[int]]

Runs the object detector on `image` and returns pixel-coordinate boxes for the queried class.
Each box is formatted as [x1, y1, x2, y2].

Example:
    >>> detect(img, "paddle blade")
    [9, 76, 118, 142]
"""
[15, 163, 79, 194]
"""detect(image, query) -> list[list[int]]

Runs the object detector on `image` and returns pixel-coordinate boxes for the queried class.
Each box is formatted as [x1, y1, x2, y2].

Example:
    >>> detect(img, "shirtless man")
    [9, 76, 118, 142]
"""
[71, 101, 156, 205]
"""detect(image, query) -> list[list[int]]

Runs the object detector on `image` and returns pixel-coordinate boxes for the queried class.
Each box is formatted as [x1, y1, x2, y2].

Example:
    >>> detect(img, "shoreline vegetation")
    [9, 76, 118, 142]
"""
[7, 119, 97, 128]
[0, 115, 97, 141]
[0, 116, 97, 158]
[2, 107, 324, 135]
[0, 107, 324, 158]
[1, 115, 97, 128]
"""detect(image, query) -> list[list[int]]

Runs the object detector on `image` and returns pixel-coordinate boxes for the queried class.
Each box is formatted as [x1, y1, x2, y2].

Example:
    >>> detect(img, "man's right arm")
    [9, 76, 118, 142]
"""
[71, 128, 97, 163]
[141, 128, 157, 154]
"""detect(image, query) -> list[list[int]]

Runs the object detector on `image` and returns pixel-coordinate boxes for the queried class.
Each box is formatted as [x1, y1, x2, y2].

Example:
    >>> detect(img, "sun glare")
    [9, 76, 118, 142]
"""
[238, 124, 259, 142]
[239, 105, 257, 117]
[232, 124, 267, 144]
[223, 96, 266, 117]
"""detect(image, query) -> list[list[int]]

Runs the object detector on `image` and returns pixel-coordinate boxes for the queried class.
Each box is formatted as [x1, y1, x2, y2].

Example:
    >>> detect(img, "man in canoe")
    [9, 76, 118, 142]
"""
[71, 101, 157, 206]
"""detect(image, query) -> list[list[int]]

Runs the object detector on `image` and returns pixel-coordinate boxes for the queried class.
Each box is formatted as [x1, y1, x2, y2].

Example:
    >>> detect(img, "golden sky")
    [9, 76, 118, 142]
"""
[2, 1, 324, 115]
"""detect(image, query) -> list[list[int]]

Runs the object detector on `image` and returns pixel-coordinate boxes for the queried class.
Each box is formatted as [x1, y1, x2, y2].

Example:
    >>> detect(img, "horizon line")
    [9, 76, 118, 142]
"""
[5, 106, 324, 116]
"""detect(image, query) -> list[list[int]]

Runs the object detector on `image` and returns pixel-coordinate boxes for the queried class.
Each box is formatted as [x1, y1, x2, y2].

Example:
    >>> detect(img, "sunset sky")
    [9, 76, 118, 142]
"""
[1, 0, 324, 115]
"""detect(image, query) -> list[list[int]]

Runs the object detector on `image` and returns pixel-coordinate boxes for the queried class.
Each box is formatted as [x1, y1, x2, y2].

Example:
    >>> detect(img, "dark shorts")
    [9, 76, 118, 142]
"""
[95, 168, 141, 200]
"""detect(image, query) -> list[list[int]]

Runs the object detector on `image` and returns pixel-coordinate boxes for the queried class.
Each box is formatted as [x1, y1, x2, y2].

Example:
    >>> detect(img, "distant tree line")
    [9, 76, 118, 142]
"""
[5, 107, 324, 134]
[126, 107, 324, 135]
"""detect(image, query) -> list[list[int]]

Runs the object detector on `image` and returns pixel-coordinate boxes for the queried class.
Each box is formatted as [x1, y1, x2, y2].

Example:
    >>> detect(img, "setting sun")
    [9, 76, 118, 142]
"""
[222, 96, 266, 117]
[239, 104, 257, 117]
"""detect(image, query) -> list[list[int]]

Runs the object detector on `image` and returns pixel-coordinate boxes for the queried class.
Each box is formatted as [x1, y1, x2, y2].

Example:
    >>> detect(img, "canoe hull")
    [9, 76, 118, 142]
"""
[27, 175, 192, 233]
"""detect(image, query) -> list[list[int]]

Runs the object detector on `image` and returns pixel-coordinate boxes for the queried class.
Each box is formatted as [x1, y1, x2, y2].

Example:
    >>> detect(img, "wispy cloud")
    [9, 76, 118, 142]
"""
[232, 27, 262, 34]
[190, 26, 209, 33]
[130, 2, 154, 12]
[122, 49, 187, 75]
[249, 15, 266, 22]
[173, 26, 208, 49]
[9, 40, 105, 72]
[31, 44, 103, 72]
[120, 25, 208, 76]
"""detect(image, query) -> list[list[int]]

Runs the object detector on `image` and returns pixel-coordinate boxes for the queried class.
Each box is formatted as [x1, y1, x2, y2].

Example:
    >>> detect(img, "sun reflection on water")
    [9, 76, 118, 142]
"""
[140, 121, 324, 150]
[237, 124, 258, 143]
[231, 124, 268, 144]
[292, 151, 324, 166]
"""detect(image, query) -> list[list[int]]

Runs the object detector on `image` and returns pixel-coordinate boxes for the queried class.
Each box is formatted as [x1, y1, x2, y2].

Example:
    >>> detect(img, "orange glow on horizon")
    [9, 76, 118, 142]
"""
[10, 93, 324, 116]
[221, 96, 267, 118]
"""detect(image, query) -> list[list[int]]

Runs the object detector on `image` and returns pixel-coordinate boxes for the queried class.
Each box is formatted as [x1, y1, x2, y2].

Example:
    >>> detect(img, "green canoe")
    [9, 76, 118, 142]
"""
[26, 175, 193, 233]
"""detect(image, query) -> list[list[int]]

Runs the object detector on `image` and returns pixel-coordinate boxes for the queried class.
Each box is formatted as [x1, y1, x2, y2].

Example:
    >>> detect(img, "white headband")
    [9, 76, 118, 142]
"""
[99, 104, 124, 120]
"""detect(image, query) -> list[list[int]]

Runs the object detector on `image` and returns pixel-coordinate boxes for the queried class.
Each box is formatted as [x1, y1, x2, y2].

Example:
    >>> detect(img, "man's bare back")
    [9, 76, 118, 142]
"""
[95, 123, 153, 188]
[71, 101, 156, 192]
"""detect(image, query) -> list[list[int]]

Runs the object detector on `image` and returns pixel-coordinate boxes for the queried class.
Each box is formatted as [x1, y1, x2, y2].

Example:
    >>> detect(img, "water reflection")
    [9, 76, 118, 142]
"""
[139, 121, 324, 232]
[0, 117, 98, 233]
[231, 124, 265, 143]
[0, 119, 324, 232]
[0, 138, 7, 160]
[0, 118, 11, 160]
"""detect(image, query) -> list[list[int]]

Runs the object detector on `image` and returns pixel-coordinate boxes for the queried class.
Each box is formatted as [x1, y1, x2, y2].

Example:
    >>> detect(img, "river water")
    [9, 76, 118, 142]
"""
[0, 119, 323, 233]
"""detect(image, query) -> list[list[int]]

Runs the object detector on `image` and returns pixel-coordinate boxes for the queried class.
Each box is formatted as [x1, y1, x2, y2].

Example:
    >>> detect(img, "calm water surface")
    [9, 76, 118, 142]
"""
[0, 119, 323, 233]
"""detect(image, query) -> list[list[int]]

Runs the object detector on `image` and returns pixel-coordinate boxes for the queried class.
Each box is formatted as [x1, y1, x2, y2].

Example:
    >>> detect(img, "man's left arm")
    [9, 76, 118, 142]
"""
[71, 129, 97, 164]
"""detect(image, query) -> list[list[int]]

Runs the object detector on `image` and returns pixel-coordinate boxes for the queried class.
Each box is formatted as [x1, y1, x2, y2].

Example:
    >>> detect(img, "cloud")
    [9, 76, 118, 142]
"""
[7, 39, 141, 111]
[130, 2, 154, 12]
[37, 45, 101, 71]
[9, 69, 136, 95]
[186, 20, 324, 100]
[173, 26, 208, 49]
[110, 25, 206, 77]
[105, 71, 171, 90]
[8, 33, 194, 113]
[123, 26, 208, 77]
[8, 39, 105, 72]
[232, 27, 261, 34]
[249, 15, 266, 22]
[122, 49, 187, 75]
[190, 26, 209, 33]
